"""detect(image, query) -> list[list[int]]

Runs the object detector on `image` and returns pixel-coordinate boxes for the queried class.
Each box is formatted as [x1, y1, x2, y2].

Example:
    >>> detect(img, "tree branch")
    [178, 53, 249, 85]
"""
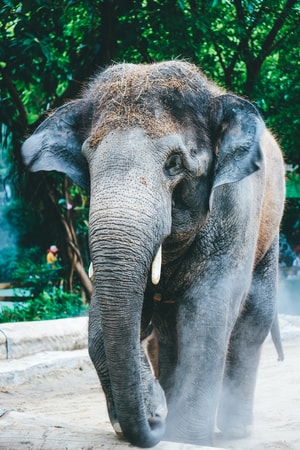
[259, 0, 299, 60]
[1, 68, 28, 130]
[268, 21, 300, 54]
[226, 1, 266, 78]
[45, 176, 92, 299]
[209, 32, 228, 79]
[243, 0, 299, 94]
[234, 0, 245, 22]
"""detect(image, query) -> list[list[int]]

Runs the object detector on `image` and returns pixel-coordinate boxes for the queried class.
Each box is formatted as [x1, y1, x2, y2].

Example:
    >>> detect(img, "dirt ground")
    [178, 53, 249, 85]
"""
[1, 337, 300, 450]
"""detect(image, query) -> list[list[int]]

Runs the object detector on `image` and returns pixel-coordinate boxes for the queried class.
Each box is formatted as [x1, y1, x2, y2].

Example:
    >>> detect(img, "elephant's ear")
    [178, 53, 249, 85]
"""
[210, 94, 264, 191]
[21, 100, 92, 192]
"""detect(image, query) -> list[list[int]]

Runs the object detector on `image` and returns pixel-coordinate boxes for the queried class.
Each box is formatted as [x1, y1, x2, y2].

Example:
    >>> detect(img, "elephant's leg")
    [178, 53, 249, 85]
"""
[217, 238, 279, 438]
[163, 292, 231, 446]
[152, 301, 178, 400]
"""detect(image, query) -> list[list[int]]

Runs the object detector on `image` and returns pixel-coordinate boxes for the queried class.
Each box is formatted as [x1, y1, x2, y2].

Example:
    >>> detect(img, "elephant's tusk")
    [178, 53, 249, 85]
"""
[88, 262, 94, 279]
[151, 245, 162, 285]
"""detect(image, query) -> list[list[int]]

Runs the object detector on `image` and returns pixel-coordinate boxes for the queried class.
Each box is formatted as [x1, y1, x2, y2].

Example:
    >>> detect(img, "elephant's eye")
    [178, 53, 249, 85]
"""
[164, 153, 183, 177]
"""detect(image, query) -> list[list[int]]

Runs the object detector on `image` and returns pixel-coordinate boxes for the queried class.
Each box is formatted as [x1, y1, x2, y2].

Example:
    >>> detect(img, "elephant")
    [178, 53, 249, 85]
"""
[21, 61, 285, 448]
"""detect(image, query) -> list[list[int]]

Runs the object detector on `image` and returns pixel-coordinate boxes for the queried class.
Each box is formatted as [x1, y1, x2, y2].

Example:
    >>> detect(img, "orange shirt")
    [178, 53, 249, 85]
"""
[47, 251, 57, 264]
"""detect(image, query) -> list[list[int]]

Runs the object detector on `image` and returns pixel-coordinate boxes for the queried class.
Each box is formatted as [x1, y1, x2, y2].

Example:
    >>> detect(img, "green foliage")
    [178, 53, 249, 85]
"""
[0, 0, 299, 274]
[12, 246, 62, 296]
[256, 46, 300, 166]
[0, 0, 100, 128]
[1, 0, 299, 164]
[0, 246, 86, 323]
[0, 288, 85, 323]
[0, 248, 17, 282]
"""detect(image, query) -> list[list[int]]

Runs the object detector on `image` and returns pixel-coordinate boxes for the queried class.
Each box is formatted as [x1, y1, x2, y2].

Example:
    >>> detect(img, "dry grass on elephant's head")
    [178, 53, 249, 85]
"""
[86, 61, 222, 148]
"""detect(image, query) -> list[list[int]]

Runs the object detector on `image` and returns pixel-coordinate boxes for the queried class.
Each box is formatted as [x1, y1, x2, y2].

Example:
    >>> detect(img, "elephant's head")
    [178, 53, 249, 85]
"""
[22, 61, 263, 447]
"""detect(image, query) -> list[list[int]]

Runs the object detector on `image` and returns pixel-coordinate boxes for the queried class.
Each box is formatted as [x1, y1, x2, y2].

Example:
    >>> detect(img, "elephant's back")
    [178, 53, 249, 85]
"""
[255, 129, 285, 263]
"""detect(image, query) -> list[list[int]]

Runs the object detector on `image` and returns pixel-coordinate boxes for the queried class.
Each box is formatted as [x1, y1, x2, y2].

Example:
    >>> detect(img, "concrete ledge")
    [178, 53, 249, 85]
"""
[1, 314, 300, 361]
[0, 317, 88, 360]
[0, 348, 90, 385]
[0, 411, 223, 450]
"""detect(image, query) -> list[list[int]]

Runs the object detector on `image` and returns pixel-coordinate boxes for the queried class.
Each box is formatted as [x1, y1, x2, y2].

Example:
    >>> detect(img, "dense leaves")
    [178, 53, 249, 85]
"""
[0, 0, 299, 288]
[1, 1, 299, 163]
[0, 289, 85, 322]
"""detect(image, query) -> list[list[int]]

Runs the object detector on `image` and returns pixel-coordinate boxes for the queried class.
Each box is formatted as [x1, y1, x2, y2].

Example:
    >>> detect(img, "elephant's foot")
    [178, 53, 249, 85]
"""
[217, 405, 253, 439]
[163, 410, 214, 447]
[164, 430, 214, 447]
[218, 421, 253, 439]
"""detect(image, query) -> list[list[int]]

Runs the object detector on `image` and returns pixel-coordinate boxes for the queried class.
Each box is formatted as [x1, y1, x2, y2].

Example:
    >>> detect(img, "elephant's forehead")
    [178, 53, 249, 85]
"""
[90, 60, 208, 97]
[86, 61, 215, 148]
[89, 110, 178, 149]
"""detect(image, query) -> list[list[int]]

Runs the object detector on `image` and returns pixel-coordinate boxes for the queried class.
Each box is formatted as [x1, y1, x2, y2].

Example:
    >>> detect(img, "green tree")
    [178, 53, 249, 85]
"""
[1, 0, 299, 290]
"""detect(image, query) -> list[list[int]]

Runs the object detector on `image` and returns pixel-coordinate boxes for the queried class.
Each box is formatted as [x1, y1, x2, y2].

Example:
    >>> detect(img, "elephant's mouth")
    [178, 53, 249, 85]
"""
[88, 244, 163, 285]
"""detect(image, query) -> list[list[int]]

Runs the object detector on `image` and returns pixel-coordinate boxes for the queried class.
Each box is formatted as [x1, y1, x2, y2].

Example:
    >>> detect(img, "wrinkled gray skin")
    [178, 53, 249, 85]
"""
[21, 61, 285, 448]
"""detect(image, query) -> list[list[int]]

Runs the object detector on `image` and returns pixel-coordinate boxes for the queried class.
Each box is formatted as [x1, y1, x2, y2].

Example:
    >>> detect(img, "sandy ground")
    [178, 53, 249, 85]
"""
[0, 334, 300, 450]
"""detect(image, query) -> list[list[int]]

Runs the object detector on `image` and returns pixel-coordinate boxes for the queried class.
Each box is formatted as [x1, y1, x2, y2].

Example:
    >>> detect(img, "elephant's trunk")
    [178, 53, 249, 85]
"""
[90, 216, 165, 446]
[88, 172, 170, 447]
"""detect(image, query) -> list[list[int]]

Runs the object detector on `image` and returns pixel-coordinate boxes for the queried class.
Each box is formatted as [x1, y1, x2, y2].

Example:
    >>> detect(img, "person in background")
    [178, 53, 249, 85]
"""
[46, 245, 64, 291]
[46, 245, 59, 268]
